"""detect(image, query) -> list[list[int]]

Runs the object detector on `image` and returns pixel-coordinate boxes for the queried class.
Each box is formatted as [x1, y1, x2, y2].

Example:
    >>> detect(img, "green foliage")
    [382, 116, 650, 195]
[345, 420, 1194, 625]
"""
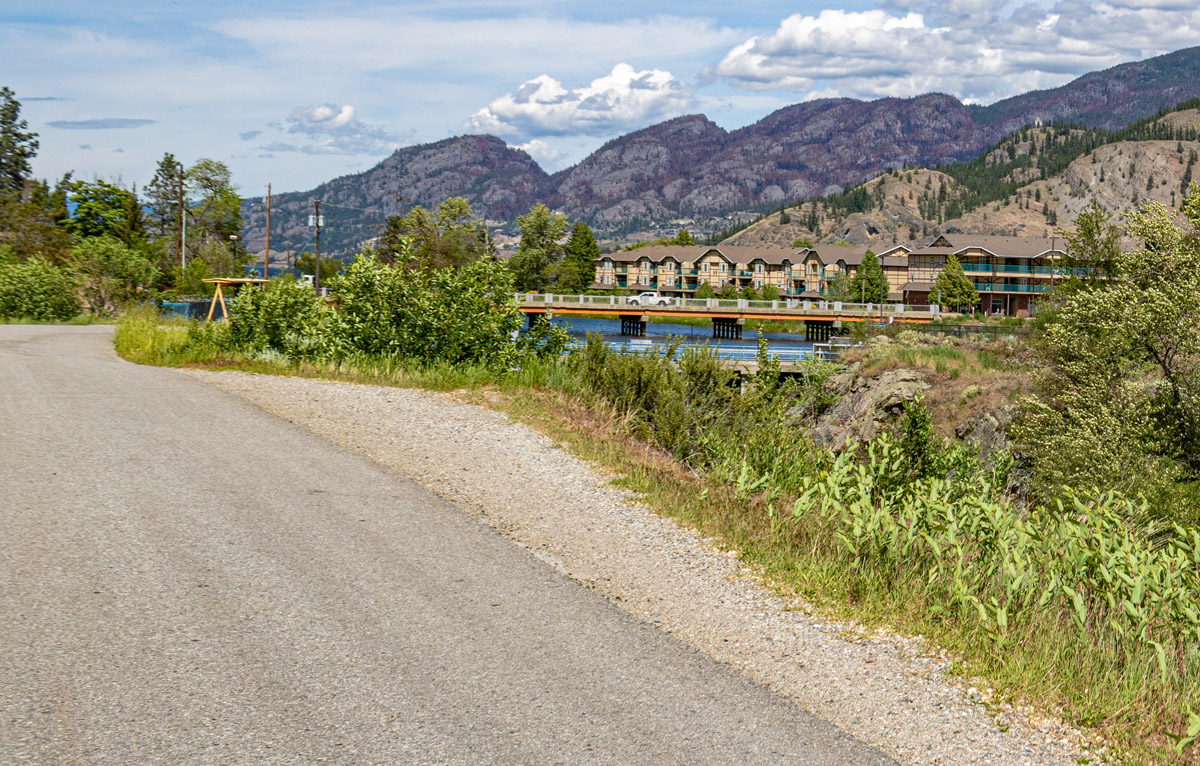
[0, 86, 37, 197]
[145, 153, 182, 247]
[509, 203, 568, 292]
[848, 249, 888, 302]
[377, 197, 488, 269]
[556, 221, 599, 293]
[1058, 199, 1121, 291]
[1017, 185, 1200, 520]
[933, 254, 978, 310]
[761, 283, 780, 301]
[294, 251, 344, 281]
[791, 238, 814, 248]
[693, 282, 715, 299]
[66, 179, 147, 247]
[0, 256, 79, 321]
[70, 236, 159, 313]
[673, 229, 695, 246]
[740, 286, 759, 300]
[716, 281, 738, 299]
[227, 277, 336, 358]
[824, 271, 852, 300]
[326, 252, 523, 366]
[183, 158, 242, 266]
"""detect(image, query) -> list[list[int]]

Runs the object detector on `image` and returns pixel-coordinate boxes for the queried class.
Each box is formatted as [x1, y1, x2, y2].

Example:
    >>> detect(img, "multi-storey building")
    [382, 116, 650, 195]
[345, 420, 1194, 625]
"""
[591, 235, 1070, 316]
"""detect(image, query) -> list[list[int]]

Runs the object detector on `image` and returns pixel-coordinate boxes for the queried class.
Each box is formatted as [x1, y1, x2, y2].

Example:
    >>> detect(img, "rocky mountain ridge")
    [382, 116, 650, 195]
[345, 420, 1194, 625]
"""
[242, 46, 1200, 254]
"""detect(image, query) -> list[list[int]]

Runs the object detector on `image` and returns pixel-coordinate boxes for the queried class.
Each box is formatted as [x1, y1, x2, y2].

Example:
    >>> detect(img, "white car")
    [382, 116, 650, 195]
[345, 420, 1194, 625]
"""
[628, 291, 671, 306]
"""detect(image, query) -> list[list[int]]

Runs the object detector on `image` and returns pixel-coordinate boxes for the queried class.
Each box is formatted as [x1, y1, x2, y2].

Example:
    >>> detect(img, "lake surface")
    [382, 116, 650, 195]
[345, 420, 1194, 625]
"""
[541, 315, 819, 355]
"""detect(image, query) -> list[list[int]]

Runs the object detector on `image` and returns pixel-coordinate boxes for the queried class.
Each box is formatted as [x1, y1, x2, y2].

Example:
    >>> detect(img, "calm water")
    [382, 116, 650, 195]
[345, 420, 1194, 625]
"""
[542, 315, 817, 353]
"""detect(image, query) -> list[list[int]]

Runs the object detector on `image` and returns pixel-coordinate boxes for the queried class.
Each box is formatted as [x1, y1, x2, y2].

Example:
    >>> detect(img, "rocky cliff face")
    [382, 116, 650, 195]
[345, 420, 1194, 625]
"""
[243, 47, 1200, 252]
[242, 136, 550, 254]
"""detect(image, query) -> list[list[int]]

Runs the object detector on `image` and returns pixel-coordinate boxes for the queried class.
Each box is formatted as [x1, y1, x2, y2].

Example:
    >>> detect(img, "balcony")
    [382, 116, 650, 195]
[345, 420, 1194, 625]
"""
[971, 282, 1050, 294]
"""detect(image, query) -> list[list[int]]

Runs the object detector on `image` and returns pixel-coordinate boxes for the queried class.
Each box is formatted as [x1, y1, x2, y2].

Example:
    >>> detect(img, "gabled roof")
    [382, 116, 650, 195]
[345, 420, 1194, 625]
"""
[604, 245, 799, 265]
[917, 234, 1066, 259]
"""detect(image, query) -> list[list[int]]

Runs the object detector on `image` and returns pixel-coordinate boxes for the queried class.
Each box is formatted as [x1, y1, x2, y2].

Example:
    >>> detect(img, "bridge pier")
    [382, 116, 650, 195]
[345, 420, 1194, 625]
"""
[805, 321, 833, 342]
[712, 317, 743, 340]
[619, 314, 647, 337]
[526, 310, 547, 329]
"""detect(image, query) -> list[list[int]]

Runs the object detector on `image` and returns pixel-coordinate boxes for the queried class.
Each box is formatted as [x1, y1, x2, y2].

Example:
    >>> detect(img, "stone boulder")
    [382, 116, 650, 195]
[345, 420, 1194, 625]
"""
[955, 405, 1018, 462]
[804, 368, 931, 449]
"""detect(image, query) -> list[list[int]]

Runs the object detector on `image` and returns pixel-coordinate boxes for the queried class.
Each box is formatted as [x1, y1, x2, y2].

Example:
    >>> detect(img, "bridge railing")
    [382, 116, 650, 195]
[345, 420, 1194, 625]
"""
[517, 293, 939, 316]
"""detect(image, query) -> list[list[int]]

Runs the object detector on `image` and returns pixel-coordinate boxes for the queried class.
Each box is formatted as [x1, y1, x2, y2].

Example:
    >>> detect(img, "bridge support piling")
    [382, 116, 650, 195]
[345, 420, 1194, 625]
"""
[712, 317, 743, 340]
[526, 310, 547, 330]
[619, 314, 647, 337]
[805, 321, 832, 343]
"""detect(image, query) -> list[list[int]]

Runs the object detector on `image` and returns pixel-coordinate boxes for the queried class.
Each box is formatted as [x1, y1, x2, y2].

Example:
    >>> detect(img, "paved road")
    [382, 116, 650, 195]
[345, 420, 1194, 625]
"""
[0, 326, 893, 765]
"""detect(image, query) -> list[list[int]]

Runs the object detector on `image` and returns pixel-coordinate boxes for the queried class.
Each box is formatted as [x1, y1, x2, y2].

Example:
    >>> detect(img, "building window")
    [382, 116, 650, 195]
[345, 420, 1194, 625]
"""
[719, 263, 727, 273]
[755, 280, 763, 288]
[754, 263, 764, 273]
[701, 263, 709, 273]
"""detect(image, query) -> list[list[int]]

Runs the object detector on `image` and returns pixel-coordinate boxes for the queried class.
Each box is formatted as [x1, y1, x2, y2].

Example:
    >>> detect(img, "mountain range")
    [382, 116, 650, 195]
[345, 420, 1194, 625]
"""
[241, 46, 1200, 255]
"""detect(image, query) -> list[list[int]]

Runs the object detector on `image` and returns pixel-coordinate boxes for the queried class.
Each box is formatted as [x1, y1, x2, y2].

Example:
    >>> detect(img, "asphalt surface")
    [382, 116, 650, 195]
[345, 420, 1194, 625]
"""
[0, 325, 894, 765]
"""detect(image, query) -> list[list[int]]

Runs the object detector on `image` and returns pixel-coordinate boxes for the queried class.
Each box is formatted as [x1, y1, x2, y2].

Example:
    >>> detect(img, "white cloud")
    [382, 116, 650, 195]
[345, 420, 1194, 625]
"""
[267, 103, 414, 156]
[510, 139, 563, 166]
[707, 5, 1200, 104]
[465, 64, 694, 140]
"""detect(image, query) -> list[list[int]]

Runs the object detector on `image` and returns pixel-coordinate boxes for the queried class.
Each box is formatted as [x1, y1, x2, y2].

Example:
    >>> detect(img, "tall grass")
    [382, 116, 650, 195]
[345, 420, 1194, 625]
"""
[114, 304, 1200, 762]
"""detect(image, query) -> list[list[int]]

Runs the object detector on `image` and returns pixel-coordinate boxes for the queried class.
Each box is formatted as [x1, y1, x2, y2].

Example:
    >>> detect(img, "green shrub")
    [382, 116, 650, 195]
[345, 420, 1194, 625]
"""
[0, 257, 80, 321]
[226, 277, 338, 359]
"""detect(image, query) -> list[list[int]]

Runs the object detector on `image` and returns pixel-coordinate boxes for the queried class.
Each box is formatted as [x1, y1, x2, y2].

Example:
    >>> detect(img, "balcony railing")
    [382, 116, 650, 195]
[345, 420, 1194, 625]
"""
[971, 282, 1050, 294]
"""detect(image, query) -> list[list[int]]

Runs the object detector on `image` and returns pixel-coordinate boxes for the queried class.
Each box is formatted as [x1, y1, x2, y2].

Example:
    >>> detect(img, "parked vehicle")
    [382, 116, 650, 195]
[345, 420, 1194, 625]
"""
[628, 291, 671, 306]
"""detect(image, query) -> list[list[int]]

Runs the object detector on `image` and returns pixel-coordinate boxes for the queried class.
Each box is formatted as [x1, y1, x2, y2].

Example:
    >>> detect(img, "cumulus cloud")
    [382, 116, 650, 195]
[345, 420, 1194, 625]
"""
[261, 104, 414, 155]
[465, 64, 695, 140]
[47, 118, 154, 130]
[707, 4, 1200, 104]
[509, 139, 563, 166]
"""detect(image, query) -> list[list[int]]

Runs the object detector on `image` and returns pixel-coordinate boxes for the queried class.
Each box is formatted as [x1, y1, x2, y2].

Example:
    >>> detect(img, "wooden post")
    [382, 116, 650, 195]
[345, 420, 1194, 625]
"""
[264, 183, 271, 279]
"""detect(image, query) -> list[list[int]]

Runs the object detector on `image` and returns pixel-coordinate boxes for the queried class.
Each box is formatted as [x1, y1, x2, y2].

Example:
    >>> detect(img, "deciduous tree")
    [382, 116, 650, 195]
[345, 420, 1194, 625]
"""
[509, 203, 567, 292]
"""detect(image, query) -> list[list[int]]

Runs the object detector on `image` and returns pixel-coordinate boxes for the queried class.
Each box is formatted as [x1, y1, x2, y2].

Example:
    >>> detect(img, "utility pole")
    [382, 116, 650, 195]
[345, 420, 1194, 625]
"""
[264, 183, 271, 279]
[314, 200, 321, 293]
[176, 166, 184, 272]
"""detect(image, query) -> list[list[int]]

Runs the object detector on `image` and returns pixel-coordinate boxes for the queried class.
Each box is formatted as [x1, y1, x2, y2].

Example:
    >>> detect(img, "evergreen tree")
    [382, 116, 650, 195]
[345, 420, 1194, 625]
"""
[1060, 199, 1121, 290]
[556, 221, 599, 293]
[933, 254, 978, 310]
[672, 229, 695, 246]
[693, 282, 715, 299]
[509, 203, 568, 292]
[848, 249, 888, 302]
[0, 87, 37, 197]
[145, 153, 182, 245]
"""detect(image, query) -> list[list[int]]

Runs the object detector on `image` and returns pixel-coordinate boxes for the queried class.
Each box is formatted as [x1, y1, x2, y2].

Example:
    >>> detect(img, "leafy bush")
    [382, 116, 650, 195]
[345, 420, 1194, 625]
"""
[226, 277, 338, 359]
[70, 236, 159, 313]
[0, 257, 79, 321]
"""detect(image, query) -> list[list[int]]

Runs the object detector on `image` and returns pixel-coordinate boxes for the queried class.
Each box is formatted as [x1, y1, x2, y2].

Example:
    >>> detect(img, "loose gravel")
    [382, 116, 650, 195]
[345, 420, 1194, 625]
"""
[187, 369, 1105, 766]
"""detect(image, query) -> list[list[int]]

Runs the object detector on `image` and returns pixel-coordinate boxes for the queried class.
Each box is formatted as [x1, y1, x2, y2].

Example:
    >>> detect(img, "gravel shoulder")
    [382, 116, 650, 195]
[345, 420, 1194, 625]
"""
[188, 369, 1102, 766]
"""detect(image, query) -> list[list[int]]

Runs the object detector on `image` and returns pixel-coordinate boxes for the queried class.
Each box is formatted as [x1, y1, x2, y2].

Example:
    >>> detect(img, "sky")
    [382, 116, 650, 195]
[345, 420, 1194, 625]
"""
[4, 0, 1199, 200]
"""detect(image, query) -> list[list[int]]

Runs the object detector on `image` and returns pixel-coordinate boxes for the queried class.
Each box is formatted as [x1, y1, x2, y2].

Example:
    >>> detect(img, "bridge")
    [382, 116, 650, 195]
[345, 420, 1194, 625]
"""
[517, 293, 940, 341]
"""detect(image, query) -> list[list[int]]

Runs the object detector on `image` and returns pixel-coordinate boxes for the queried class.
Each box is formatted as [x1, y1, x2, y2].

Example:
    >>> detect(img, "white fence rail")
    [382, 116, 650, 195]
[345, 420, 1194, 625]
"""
[517, 293, 939, 316]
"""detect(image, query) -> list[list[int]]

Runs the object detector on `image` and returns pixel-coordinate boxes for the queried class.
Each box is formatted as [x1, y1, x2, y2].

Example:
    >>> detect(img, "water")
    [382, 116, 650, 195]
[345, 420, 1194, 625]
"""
[539, 315, 823, 360]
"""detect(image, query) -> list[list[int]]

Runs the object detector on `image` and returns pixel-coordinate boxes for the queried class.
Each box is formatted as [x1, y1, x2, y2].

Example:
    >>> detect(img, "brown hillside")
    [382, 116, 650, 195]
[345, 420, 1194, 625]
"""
[725, 117, 1200, 247]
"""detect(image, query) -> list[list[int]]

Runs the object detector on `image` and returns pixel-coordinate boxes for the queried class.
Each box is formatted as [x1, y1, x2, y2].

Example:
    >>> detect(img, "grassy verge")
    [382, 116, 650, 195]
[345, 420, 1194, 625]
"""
[1, 314, 112, 325]
[113, 310, 1198, 765]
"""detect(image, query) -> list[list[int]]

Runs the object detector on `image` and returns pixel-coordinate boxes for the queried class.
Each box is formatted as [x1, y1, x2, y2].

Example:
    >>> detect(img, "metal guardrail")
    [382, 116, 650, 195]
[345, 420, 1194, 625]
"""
[517, 292, 940, 317]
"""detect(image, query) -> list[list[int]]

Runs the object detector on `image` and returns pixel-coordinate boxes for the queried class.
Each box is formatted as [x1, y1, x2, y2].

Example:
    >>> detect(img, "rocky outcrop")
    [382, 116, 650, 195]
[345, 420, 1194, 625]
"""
[805, 366, 931, 449]
[955, 406, 1018, 462]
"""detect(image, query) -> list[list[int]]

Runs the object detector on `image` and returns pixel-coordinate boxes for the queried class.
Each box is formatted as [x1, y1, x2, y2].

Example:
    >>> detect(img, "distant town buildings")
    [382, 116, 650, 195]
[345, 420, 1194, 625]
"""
[593, 235, 1072, 317]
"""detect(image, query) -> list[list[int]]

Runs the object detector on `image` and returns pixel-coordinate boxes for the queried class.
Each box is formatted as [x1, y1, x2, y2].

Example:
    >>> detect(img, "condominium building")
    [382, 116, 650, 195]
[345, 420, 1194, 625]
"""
[591, 235, 1069, 316]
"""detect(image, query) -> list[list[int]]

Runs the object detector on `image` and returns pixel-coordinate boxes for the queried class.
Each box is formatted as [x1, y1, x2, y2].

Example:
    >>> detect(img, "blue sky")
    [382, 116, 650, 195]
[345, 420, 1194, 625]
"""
[4, 0, 1199, 199]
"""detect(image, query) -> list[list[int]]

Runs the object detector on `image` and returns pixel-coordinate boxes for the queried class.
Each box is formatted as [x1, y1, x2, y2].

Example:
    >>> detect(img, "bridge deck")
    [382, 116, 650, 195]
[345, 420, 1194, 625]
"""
[517, 294, 939, 323]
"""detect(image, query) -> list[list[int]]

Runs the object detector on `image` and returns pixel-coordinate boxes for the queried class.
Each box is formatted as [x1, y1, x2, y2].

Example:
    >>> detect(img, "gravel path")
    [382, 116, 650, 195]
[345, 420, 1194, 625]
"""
[189, 369, 1103, 766]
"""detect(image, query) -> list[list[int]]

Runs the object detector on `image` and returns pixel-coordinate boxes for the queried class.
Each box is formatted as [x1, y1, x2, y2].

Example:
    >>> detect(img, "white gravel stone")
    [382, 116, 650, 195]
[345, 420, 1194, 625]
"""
[187, 369, 1105, 766]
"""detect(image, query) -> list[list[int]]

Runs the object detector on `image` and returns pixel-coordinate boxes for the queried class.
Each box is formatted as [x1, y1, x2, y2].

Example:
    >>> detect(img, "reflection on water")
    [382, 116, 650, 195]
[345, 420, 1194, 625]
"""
[542, 315, 816, 352]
